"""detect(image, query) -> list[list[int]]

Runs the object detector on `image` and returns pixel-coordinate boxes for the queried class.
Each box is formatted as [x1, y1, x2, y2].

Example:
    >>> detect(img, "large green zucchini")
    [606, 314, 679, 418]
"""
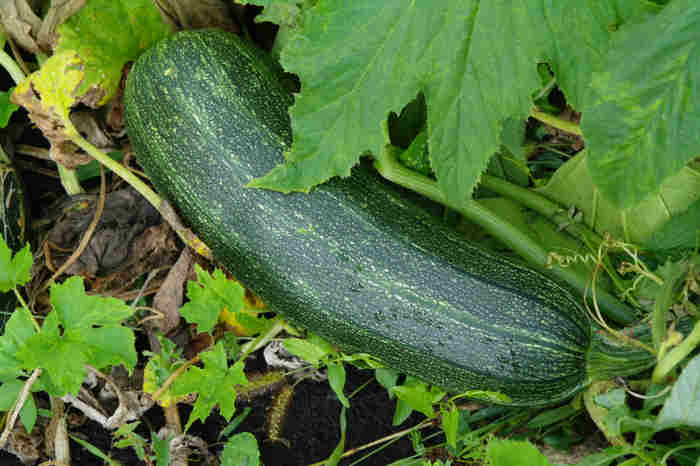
[125, 30, 665, 406]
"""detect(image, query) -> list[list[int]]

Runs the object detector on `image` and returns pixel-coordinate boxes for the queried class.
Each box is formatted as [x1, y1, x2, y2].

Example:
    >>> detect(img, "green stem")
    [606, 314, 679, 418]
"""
[57, 164, 84, 195]
[480, 174, 631, 299]
[530, 109, 583, 136]
[13, 288, 40, 333]
[64, 119, 161, 208]
[0, 48, 26, 85]
[652, 319, 700, 383]
[374, 145, 637, 325]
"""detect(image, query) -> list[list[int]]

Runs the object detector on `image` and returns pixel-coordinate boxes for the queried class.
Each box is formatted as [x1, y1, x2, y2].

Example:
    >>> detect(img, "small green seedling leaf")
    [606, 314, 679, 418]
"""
[16, 276, 136, 396]
[172, 342, 247, 432]
[282, 337, 332, 365]
[391, 377, 445, 419]
[142, 336, 186, 407]
[179, 265, 246, 334]
[440, 402, 459, 451]
[221, 432, 260, 466]
[151, 430, 172, 466]
[326, 362, 349, 408]
[486, 439, 552, 466]
[114, 422, 148, 460]
[0, 239, 31, 292]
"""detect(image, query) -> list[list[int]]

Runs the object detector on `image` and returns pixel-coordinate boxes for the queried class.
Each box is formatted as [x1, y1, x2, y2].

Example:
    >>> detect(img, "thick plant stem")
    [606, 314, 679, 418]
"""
[0, 48, 25, 85]
[58, 164, 84, 195]
[374, 145, 637, 325]
[479, 174, 629, 296]
[652, 319, 700, 383]
[64, 119, 161, 208]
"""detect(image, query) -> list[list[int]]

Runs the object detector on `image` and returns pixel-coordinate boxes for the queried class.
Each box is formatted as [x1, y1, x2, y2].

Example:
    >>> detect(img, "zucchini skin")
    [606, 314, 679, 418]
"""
[125, 29, 593, 406]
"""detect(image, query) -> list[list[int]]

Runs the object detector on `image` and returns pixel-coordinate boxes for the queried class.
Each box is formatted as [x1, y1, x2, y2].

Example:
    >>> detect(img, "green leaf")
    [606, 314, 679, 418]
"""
[391, 377, 445, 419]
[255, 2, 301, 27]
[251, 1, 637, 205]
[16, 276, 136, 396]
[657, 354, 700, 428]
[0, 90, 19, 128]
[53, 0, 172, 107]
[11, 0, 171, 140]
[594, 388, 626, 410]
[70, 435, 121, 466]
[282, 337, 333, 365]
[142, 336, 186, 407]
[392, 397, 414, 426]
[151, 430, 172, 466]
[441, 403, 459, 450]
[0, 240, 31, 292]
[114, 422, 148, 460]
[221, 432, 260, 466]
[486, 439, 551, 466]
[0, 308, 36, 381]
[0, 379, 37, 433]
[583, 0, 700, 208]
[536, 153, 700, 244]
[646, 199, 700, 251]
[375, 367, 400, 399]
[179, 265, 246, 335]
[172, 342, 247, 432]
[326, 362, 349, 408]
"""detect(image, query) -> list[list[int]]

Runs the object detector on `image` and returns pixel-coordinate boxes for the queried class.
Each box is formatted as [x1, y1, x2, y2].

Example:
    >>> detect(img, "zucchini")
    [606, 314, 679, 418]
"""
[125, 30, 668, 406]
[0, 145, 27, 330]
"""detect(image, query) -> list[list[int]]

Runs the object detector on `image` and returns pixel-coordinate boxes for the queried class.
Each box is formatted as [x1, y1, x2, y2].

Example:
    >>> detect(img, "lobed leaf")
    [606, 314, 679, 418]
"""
[16, 276, 136, 396]
[179, 265, 247, 335]
[173, 342, 247, 432]
[252, 0, 653, 206]
[583, 0, 700, 207]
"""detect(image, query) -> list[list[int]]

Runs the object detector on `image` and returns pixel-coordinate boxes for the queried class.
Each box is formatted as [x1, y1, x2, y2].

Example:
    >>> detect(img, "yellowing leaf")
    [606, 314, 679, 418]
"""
[11, 0, 171, 146]
[13, 52, 83, 123]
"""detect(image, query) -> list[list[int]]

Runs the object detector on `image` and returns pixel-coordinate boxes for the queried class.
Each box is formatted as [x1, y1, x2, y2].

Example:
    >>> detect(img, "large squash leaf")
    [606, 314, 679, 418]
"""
[582, 0, 700, 208]
[536, 152, 700, 244]
[250, 0, 645, 205]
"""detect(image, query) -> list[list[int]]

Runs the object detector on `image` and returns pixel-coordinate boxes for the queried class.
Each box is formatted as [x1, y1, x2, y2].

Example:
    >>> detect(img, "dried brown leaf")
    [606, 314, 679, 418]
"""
[47, 188, 162, 276]
[36, 0, 87, 50]
[152, 247, 194, 336]
[0, 0, 42, 53]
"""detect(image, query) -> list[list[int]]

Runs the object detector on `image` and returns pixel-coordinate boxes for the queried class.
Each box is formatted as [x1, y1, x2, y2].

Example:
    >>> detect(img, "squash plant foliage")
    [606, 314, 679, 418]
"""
[249, 0, 699, 216]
